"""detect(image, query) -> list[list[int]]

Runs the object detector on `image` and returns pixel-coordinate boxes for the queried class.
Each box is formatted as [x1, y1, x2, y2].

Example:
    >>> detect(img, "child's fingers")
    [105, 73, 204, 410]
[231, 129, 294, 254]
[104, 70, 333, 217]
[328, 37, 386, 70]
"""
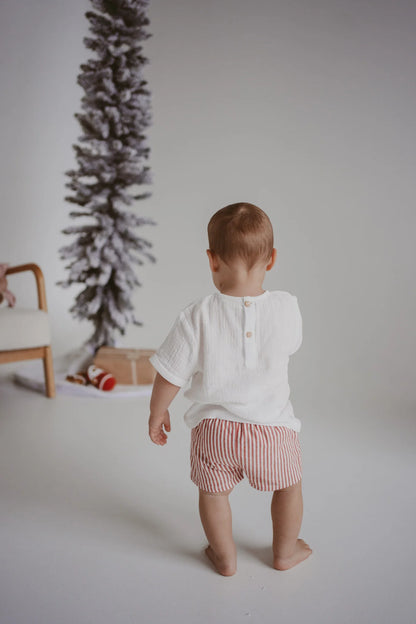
[149, 411, 171, 445]
[149, 425, 168, 445]
[164, 413, 171, 432]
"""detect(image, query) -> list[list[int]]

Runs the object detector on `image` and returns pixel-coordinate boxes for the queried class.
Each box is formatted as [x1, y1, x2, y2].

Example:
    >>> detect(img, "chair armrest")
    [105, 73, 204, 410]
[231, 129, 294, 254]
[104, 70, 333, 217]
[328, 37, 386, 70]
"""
[5, 264, 48, 311]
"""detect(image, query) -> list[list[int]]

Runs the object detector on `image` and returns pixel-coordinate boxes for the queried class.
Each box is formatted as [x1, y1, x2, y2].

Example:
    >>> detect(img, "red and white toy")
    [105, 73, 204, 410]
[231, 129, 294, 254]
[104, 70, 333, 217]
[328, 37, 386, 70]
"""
[87, 365, 116, 391]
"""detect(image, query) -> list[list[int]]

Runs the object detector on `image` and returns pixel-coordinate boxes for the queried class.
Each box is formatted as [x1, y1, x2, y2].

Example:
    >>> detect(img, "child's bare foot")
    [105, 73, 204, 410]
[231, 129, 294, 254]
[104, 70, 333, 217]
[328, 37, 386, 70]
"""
[273, 539, 312, 571]
[205, 545, 236, 576]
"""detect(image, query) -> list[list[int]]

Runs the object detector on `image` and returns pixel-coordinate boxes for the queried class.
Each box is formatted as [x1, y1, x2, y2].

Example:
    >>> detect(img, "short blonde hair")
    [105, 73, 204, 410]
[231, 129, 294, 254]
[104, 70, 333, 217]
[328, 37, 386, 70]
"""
[207, 202, 274, 270]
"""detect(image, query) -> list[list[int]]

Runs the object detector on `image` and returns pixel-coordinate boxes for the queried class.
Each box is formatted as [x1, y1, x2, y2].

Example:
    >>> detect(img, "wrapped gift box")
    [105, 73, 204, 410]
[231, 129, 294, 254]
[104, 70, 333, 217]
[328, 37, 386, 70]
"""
[93, 347, 156, 385]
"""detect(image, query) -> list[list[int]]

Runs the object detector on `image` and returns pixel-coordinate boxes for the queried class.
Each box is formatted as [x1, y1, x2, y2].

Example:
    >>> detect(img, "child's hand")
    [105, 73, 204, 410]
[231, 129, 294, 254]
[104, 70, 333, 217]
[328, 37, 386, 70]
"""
[148, 410, 171, 445]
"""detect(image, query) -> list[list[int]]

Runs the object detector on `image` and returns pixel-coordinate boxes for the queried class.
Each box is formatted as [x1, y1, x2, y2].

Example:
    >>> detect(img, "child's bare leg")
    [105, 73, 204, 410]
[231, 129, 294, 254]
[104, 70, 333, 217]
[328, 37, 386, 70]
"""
[199, 488, 237, 576]
[271, 479, 312, 570]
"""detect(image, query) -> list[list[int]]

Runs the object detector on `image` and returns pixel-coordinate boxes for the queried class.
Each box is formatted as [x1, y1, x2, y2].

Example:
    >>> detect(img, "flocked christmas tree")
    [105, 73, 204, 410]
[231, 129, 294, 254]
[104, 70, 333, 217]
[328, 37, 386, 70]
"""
[59, 0, 155, 351]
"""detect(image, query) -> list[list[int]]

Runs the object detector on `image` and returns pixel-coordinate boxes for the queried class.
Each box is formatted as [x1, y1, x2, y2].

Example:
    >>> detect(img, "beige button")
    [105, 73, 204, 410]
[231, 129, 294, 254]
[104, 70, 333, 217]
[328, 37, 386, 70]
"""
[244, 301, 251, 307]
[246, 331, 253, 338]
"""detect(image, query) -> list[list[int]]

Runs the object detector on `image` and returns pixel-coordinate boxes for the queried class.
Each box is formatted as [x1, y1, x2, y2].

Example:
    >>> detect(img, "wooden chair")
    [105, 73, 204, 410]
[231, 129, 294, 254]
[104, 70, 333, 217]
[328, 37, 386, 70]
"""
[0, 264, 55, 397]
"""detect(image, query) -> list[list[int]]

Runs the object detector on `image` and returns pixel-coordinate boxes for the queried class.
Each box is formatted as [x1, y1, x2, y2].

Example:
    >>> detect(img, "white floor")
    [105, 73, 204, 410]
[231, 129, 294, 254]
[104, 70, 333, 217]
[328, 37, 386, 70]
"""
[0, 371, 415, 624]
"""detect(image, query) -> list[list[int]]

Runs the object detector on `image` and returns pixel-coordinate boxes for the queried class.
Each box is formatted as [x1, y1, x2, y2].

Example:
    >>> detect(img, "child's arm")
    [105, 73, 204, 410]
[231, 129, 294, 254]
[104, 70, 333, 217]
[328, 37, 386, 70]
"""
[148, 372, 181, 446]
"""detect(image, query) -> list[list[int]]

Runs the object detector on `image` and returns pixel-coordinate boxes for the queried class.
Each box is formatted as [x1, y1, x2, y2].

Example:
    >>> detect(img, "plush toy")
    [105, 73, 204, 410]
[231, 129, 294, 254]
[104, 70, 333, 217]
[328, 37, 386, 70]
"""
[87, 365, 116, 391]
[0, 263, 16, 307]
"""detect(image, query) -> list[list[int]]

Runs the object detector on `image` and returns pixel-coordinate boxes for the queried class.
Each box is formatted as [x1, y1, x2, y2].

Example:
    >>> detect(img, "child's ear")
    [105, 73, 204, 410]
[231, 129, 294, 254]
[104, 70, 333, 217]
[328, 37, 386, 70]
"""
[266, 248, 277, 271]
[206, 249, 219, 272]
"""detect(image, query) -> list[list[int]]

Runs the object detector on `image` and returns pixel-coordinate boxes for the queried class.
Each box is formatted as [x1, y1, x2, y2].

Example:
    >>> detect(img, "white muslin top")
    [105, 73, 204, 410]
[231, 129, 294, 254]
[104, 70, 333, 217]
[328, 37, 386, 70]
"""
[149, 289, 303, 431]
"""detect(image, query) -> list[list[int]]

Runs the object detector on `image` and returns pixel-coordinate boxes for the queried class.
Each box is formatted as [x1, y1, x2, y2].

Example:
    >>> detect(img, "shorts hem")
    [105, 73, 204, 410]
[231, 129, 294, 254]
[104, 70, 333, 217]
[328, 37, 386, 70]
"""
[248, 474, 302, 492]
[190, 474, 243, 494]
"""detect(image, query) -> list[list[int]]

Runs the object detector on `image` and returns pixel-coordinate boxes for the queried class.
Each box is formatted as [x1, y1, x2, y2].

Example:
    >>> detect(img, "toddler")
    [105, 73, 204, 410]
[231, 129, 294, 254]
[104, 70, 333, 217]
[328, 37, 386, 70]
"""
[148, 202, 312, 576]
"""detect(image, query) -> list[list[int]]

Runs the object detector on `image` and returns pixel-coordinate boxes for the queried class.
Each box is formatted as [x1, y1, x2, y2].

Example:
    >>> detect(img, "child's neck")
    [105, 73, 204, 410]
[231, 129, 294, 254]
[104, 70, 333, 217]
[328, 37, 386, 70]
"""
[217, 273, 267, 298]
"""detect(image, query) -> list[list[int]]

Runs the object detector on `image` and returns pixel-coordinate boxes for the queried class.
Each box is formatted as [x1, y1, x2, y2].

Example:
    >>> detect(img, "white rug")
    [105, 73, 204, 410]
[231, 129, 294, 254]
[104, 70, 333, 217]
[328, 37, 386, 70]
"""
[14, 356, 153, 399]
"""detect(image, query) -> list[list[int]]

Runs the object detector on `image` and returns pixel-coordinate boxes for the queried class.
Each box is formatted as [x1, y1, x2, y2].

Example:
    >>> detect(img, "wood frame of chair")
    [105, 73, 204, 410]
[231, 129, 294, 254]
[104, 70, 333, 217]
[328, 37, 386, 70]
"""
[0, 264, 55, 398]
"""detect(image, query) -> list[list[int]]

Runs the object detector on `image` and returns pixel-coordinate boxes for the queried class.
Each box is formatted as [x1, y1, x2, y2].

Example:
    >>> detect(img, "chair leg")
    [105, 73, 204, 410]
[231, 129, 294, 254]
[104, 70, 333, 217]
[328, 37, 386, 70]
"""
[43, 346, 56, 398]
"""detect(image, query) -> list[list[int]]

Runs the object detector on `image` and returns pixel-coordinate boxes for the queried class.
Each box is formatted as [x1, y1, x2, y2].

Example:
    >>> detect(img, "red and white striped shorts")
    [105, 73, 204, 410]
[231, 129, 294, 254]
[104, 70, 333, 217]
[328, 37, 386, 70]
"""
[190, 418, 302, 493]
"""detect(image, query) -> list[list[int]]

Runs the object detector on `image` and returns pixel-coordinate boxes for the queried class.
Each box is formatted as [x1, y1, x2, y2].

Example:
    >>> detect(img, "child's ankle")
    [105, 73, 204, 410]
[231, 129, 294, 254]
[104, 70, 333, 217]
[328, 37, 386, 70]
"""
[205, 545, 237, 576]
[273, 538, 312, 571]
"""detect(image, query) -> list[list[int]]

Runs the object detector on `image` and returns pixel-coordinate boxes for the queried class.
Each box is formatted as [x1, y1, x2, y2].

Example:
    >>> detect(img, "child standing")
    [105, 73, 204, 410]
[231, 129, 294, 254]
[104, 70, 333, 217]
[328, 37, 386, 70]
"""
[148, 202, 312, 576]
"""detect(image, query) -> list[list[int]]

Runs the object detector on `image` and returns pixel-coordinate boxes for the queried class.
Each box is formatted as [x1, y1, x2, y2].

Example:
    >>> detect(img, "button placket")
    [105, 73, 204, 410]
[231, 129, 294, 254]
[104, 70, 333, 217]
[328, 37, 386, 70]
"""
[243, 298, 257, 368]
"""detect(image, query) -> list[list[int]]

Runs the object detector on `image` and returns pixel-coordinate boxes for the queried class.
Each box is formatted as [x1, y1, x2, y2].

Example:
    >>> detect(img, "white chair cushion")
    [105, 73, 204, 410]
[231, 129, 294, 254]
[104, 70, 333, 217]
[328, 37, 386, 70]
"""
[0, 307, 51, 350]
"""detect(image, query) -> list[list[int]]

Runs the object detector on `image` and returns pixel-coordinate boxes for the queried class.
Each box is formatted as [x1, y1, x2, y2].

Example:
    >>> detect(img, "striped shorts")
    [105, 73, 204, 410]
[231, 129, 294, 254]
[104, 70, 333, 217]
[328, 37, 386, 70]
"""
[190, 418, 302, 493]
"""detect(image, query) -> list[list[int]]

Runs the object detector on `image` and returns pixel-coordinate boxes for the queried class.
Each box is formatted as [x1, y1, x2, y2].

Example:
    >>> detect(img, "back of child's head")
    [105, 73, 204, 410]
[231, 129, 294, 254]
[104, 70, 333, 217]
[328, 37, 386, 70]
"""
[207, 202, 274, 271]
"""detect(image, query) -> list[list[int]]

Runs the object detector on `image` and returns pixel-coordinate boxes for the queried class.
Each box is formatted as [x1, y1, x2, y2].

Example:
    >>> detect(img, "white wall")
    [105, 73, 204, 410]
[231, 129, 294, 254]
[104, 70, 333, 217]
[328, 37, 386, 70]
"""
[1, 0, 415, 412]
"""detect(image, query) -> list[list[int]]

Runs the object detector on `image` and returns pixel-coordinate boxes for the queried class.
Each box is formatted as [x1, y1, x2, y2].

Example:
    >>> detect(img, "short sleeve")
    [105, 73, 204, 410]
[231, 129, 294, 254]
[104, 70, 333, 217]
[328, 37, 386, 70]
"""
[149, 311, 198, 387]
[288, 295, 303, 355]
